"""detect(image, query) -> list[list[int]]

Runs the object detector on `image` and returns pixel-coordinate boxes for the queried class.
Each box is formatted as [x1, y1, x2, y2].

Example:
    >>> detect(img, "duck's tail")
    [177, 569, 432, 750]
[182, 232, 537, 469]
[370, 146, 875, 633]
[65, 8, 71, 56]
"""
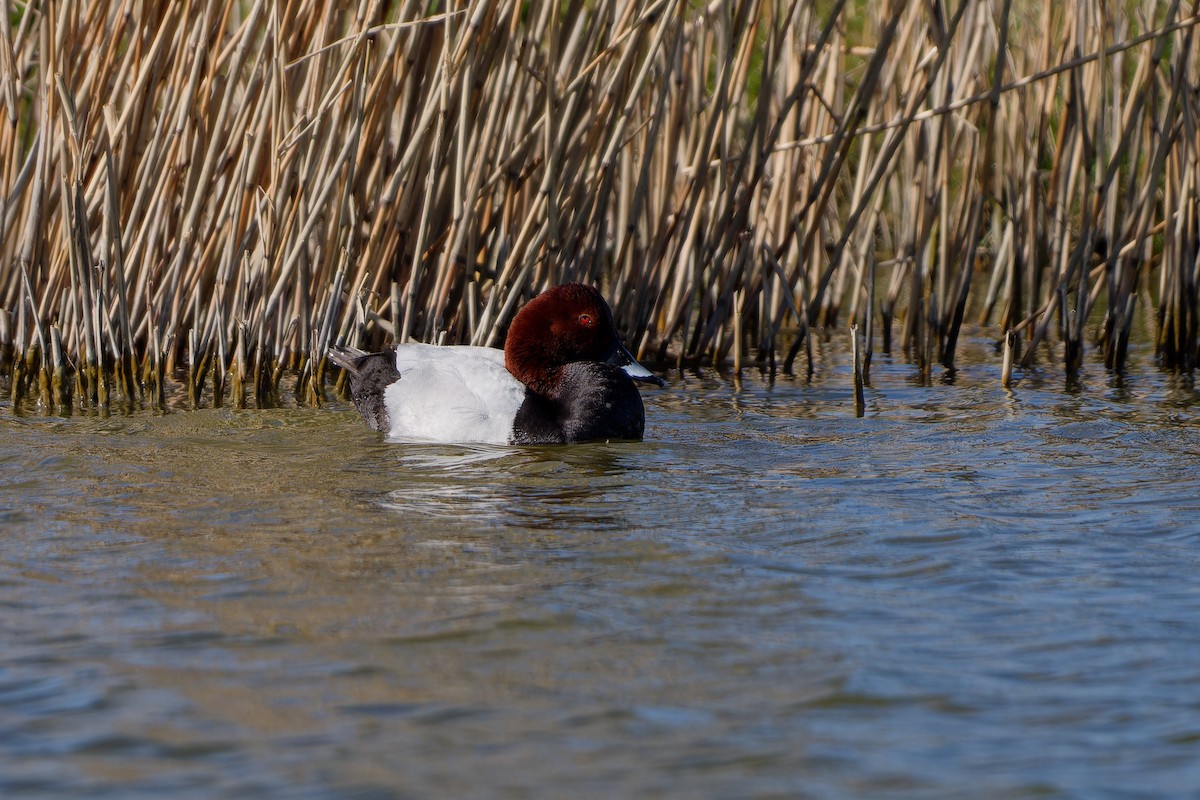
[327, 344, 370, 375]
[328, 345, 400, 433]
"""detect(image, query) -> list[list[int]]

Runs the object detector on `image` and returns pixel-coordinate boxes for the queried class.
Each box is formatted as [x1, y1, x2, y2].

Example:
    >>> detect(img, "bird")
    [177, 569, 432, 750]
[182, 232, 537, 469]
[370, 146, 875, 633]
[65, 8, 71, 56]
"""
[329, 283, 664, 444]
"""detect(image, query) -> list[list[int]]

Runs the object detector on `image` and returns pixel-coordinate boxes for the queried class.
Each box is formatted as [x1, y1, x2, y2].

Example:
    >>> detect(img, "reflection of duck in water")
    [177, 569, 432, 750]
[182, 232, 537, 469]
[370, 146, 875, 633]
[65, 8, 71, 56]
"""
[330, 284, 663, 444]
[379, 442, 635, 531]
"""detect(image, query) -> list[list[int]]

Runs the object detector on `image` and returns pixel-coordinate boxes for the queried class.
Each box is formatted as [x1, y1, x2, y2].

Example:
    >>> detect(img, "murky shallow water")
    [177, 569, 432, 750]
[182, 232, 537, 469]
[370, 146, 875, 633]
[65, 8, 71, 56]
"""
[3, 338, 1200, 798]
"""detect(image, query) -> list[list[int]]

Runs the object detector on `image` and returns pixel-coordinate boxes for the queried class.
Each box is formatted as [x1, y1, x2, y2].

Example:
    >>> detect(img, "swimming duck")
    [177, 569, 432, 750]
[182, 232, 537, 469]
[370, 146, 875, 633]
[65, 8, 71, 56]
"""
[329, 283, 663, 444]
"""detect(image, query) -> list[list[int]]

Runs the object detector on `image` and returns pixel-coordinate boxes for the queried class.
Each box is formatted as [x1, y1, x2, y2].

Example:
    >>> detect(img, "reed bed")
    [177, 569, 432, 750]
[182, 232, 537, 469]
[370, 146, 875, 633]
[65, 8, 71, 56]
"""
[1, 0, 1197, 411]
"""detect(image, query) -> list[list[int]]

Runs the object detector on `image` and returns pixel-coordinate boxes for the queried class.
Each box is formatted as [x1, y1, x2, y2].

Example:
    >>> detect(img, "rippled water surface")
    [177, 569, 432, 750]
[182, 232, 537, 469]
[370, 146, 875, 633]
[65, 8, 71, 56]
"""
[3, 339, 1200, 798]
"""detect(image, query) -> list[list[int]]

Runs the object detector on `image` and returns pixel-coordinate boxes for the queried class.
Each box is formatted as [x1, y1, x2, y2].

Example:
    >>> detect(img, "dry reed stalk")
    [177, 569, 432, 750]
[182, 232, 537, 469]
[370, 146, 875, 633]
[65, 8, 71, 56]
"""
[1, 1, 1199, 413]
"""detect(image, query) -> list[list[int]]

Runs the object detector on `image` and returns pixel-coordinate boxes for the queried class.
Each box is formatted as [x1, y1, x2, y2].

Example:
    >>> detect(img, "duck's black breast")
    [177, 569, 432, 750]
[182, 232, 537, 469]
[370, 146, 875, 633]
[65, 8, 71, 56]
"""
[510, 362, 645, 445]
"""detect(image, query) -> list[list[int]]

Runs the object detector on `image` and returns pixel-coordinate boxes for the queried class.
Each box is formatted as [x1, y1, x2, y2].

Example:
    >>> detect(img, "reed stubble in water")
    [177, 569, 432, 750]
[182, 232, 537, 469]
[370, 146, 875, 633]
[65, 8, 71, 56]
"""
[0, 1, 1197, 412]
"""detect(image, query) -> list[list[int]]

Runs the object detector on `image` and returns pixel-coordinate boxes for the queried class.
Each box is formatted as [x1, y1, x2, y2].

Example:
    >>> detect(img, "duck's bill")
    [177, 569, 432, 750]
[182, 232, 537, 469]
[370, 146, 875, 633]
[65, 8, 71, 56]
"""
[605, 339, 666, 387]
[622, 359, 665, 386]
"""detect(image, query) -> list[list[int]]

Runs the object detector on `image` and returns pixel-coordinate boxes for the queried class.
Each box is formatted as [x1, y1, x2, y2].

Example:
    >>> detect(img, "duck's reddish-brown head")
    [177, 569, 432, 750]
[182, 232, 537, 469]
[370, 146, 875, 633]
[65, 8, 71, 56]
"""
[504, 283, 662, 392]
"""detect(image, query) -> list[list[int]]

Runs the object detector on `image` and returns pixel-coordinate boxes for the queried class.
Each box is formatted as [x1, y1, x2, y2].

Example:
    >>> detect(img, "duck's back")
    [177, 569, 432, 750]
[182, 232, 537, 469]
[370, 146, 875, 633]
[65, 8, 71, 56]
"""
[385, 344, 526, 444]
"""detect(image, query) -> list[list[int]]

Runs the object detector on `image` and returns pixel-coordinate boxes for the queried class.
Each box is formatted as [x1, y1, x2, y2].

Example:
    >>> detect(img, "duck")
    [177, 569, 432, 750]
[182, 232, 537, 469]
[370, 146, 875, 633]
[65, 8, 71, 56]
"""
[329, 283, 664, 444]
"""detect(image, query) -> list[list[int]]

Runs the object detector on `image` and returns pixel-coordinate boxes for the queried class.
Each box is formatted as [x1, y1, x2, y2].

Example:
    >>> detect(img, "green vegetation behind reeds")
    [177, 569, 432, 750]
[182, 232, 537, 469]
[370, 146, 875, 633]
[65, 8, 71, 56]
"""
[1, 0, 1198, 411]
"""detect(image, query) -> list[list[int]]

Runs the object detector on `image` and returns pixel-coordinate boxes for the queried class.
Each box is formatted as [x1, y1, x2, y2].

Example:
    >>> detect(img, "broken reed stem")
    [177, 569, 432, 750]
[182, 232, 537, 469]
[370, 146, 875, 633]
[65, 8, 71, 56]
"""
[1001, 329, 1016, 388]
[1, 1, 1199, 414]
[851, 323, 865, 417]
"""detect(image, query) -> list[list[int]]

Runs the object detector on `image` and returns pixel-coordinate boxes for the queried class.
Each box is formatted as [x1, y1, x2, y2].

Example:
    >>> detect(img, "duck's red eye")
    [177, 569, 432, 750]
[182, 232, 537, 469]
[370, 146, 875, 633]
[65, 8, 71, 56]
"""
[578, 313, 595, 327]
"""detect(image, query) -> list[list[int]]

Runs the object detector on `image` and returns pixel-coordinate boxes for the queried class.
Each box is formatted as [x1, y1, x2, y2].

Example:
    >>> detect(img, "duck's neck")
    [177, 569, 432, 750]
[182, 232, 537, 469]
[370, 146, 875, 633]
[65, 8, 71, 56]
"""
[505, 333, 565, 397]
[522, 367, 564, 400]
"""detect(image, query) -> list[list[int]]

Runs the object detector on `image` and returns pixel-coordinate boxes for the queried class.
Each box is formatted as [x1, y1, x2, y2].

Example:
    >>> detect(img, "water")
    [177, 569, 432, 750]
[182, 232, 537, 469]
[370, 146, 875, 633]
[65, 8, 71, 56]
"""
[3, 336, 1200, 798]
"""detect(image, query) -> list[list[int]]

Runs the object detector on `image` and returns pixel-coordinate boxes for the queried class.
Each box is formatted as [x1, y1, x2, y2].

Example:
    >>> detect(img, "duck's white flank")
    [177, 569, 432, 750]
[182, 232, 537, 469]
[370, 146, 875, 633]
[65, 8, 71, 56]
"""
[383, 344, 527, 444]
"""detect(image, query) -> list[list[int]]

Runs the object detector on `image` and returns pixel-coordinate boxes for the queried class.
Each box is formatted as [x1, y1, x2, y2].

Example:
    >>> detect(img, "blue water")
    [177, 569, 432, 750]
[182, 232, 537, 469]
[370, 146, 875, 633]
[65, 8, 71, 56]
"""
[2, 339, 1200, 798]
